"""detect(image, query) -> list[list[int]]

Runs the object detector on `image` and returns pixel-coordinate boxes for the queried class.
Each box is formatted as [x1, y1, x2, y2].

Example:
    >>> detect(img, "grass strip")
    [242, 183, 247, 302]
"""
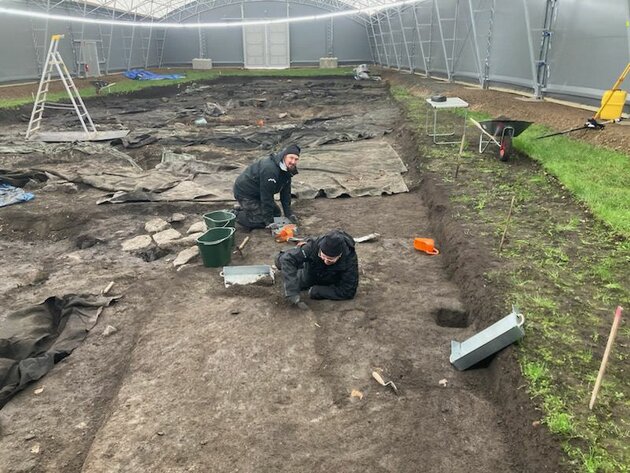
[392, 85, 630, 473]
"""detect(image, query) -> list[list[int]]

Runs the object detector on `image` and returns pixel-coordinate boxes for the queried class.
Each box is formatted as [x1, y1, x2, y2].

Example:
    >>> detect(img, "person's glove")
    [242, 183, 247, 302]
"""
[288, 214, 299, 224]
[265, 222, 282, 231]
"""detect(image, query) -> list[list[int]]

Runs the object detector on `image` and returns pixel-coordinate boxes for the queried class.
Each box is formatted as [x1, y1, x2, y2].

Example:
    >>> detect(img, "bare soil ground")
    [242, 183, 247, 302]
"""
[0, 74, 610, 472]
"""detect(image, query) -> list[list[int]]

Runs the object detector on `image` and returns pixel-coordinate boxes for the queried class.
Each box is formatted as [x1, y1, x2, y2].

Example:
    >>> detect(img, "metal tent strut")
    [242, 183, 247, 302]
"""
[26, 34, 97, 140]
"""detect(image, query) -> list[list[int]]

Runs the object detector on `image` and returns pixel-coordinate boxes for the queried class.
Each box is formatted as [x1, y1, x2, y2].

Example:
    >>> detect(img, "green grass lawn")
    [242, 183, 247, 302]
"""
[450, 108, 630, 238]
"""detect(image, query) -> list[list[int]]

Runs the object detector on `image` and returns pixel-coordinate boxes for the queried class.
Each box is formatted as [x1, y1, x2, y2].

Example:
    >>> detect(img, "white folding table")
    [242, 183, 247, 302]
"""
[425, 97, 469, 145]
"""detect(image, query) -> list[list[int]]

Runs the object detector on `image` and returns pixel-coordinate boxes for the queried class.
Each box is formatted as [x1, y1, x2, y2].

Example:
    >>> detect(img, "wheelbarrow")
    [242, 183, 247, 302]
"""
[470, 118, 532, 161]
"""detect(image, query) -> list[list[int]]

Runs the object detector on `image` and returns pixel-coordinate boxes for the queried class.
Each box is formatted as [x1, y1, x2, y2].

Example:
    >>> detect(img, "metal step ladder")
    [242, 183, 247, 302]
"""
[26, 34, 97, 139]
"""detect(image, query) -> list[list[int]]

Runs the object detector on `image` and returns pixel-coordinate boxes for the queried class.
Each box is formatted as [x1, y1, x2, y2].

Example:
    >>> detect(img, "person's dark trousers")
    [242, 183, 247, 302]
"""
[275, 253, 315, 291]
[235, 197, 281, 229]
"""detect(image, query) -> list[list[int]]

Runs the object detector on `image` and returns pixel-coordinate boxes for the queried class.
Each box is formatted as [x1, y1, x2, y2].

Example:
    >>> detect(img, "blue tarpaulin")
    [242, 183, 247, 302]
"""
[123, 69, 185, 81]
[0, 184, 34, 207]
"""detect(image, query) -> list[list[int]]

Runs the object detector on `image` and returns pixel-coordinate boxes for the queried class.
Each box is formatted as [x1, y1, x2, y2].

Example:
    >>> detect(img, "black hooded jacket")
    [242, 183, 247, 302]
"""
[279, 230, 359, 301]
[233, 149, 297, 225]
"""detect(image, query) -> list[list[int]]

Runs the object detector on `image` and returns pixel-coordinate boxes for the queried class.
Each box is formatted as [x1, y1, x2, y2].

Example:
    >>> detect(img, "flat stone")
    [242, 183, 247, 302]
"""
[173, 246, 200, 267]
[187, 221, 206, 234]
[122, 235, 153, 252]
[102, 325, 118, 336]
[168, 213, 186, 223]
[157, 232, 204, 250]
[145, 218, 170, 233]
[153, 229, 182, 247]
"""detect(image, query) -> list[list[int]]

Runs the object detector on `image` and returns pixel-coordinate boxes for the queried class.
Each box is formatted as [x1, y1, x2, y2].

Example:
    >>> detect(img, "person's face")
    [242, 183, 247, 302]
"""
[319, 249, 341, 266]
[284, 153, 299, 171]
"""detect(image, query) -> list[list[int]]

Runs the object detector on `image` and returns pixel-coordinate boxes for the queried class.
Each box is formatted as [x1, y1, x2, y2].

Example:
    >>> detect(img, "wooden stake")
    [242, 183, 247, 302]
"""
[498, 195, 516, 252]
[454, 127, 467, 179]
[589, 306, 624, 410]
[102, 281, 115, 295]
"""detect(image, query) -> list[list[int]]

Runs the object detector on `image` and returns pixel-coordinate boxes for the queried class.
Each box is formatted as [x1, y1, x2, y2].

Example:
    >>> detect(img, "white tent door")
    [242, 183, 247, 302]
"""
[243, 23, 289, 69]
[80, 41, 101, 77]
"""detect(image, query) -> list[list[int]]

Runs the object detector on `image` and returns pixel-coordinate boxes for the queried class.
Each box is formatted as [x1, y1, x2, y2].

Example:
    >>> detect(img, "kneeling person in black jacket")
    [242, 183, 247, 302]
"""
[276, 230, 359, 309]
[233, 144, 300, 230]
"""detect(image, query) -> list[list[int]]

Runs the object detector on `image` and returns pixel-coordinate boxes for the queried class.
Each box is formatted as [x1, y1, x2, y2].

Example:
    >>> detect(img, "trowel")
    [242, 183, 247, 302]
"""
[372, 370, 399, 396]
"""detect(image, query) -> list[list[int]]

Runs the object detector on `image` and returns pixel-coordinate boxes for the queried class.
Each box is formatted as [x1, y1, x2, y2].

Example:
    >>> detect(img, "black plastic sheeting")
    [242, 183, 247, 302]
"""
[0, 294, 119, 408]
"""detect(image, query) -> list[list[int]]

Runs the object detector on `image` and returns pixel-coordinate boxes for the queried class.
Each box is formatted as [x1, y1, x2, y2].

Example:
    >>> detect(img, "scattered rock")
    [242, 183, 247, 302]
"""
[157, 431, 165, 436]
[122, 235, 153, 252]
[75, 234, 102, 249]
[160, 97, 169, 103]
[205, 102, 226, 116]
[34, 387, 44, 395]
[29, 269, 49, 286]
[55, 182, 79, 194]
[278, 112, 288, 119]
[23, 433, 36, 441]
[102, 325, 118, 336]
[350, 389, 363, 400]
[145, 218, 170, 233]
[31, 444, 41, 454]
[156, 232, 203, 251]
[173, 246, 200, 267]
[438, 378, 448, 387]
[230, 309, 240, 315]
[152, 228, 182, 247]
[168, 213, 186, 223]
[187, 221, 206, 234]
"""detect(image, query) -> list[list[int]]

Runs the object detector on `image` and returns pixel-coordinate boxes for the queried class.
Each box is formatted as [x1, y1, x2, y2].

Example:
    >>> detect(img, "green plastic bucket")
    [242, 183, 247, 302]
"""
[203, 210, 236, 229]
[196, 227, 235, 268]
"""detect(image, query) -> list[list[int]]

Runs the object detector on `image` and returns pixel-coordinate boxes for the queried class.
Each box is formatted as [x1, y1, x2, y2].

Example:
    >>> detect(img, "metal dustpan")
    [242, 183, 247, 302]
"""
[450, 306, 524, 371]
[221, 265, 275, 287]
[273, 217, 292, 226]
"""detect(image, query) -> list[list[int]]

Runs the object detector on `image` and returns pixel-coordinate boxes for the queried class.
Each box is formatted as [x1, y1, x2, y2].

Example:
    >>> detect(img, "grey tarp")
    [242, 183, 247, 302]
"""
[94, 140, 408, 204]
[293, 141, 408, 198]
[0, 294, 118, 408]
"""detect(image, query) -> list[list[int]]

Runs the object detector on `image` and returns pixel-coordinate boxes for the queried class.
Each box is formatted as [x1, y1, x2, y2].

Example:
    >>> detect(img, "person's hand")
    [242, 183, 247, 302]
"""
[287, 294, 309, 310]
[266, 222, 282, 231]
[288, 214, 299, 224]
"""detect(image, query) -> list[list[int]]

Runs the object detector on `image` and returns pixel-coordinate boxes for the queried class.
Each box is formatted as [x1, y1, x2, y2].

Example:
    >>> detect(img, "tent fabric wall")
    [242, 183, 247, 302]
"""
[368, 0, 630, 105]
[544, 0, 630, 100]
[0, 0, 161, 82]
[0, 0, 629, 108]
[161, 2, 371, 67]
[0, 0, 370, 81]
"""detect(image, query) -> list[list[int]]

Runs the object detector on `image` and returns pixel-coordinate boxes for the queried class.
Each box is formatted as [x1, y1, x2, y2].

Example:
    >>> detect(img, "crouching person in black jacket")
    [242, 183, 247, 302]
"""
[233, 144, 300, 230]
[276, 230, 359, 310]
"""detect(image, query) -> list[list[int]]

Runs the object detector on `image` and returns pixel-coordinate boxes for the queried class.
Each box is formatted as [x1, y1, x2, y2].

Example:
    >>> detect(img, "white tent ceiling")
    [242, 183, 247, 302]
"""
[25, 0, 405, 19]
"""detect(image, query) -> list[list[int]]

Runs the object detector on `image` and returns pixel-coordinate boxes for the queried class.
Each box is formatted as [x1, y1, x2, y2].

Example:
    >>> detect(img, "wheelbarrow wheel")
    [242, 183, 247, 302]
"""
[497, 135, 513, 162]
